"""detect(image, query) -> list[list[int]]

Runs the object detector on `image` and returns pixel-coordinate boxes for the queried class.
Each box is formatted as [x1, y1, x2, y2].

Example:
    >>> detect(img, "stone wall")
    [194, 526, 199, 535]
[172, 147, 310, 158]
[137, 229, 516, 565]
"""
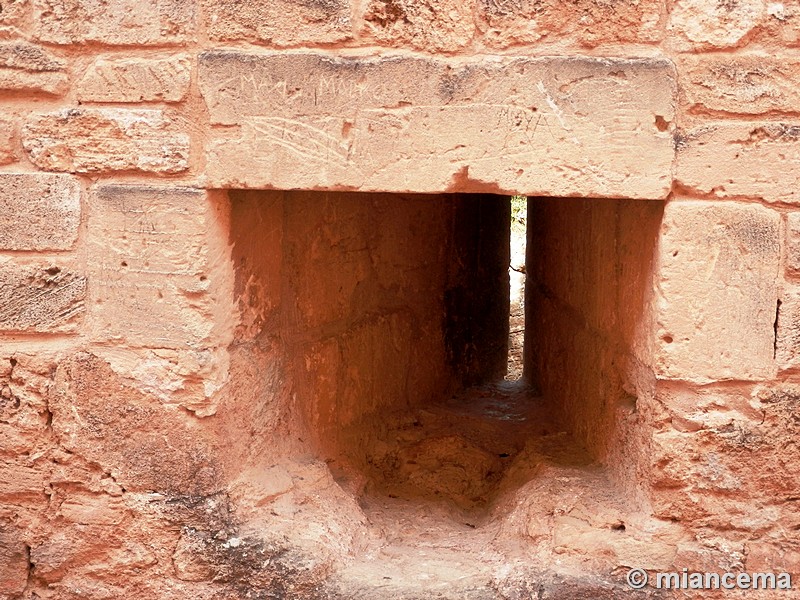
[1, 0, 799, 598]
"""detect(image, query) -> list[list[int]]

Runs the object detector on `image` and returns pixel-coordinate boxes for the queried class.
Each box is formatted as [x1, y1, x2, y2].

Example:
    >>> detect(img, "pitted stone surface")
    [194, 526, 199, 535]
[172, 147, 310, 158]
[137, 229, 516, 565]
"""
[0, 173, 80, 250]
[22, 108, 189, 174]
[656, 201, 780, 382]
[199, 52, 676, 198]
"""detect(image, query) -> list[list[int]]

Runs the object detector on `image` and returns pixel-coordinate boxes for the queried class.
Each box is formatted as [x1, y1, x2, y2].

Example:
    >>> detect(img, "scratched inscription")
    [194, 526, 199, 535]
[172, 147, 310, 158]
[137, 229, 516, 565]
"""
[199, 52, 676, 197]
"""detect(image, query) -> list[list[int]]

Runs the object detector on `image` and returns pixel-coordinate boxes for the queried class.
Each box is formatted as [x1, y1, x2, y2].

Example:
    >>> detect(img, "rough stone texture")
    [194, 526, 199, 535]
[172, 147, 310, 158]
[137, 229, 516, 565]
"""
[759, 0, 800, 46]
[0, 0, 29, 29]
[0, 526, 28, 598]
[200, 52, 676, 198]
[0, 173, 80, 251]
[76, 55, 191, 103]
[87, 185, 233, 352]
[0, 261, 86, 333]
[0, 115, 18, 164]
[651, 383, 800, 541]
[777, 286, 800, 369]
[361, 0, 475, 52]
[22, 108, 189, 173]
[681, 55, 800, 114]
[788, 212, 800, 275]
[677, 122, 800, 203]
[203, 0, 351, 45]
[50, 352, 221, 494]
[0, 42, 67, 94]
[476, 0, 664, 48]
[32, 0, 196, 44]
[655, 201, 780, 382]
[669, 0, 764, 48]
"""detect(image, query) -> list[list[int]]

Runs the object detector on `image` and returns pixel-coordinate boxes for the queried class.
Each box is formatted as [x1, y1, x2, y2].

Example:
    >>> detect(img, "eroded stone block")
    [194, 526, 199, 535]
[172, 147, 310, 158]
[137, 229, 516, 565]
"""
[476, 0, 664, 48]
[669, 0, 763, 48]
[0, 42, 67, 94]
[22, 109, 189, 174]
[33, 0, 195, 44]
[788, 212, 800, 275]
[87, 185, 231, 350]
[681, 55, 800, 114]
[655, 201, 780, 381]
[777, 286, 800, 369]
[677, 122, 800, 203]
[0, 116, 19, 165]
[203, 0, 351, 45]
[199, 52, 676, 198]
[77, 55, 191, 103]
[0, 261, 86, 333]
[361, 0, 474, 52]
[0, 173, 80, 250]
[0, 526, 29, 596]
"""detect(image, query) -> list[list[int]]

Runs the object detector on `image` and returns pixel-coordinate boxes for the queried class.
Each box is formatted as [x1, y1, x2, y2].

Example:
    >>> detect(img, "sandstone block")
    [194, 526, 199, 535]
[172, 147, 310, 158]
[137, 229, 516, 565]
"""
[0, 116, 18, 165]
[0, 42, 67, 94]
[677, 122, 800, 203]
[669, 0, 763, 48]
[361, 0, 474, 52]
[0, 525, 28, 596]
[0, 261, 86, 333]
[759, 1, 800, 46]
[789, 213, 800, 275]
[50, 352, 221, 494]
[0, 174, 80, 251]
[655, 201, 780, 382]
[33, 0, 195, 45]
[199, 52, 676, 198]
[77, 55, 191, 103]
[0, 0, 29, 28]
[776, 286, 800, 369]
[0, 461, 46, 499]
[87, 185, 231, 350]
[203, 0, 351, 45]
[681, 55, 800, 114]
[476, 0, 664, 48]
[22, 108, 189, 174]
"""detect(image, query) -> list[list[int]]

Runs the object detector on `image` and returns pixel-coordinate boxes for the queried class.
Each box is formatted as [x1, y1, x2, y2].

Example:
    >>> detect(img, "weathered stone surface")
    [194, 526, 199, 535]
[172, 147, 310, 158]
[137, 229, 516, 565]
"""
[87, 185, 233, 352]
[0, 116, 18, 165]
[0, 174, 80, 250]
[476, 0, 664, 48]
[669, 0, 763, 48]
[200, 52, 676, 198]
[0, 42, 66, 94]
[777, 286, 800, 369]
[677, 122, 800, 203]
[361, 0, 474, 52]
[0, 0, 29, 28]
[759, 1, 800, 46]
[77, 55, 191, 103]
[32, 0, 195, 44]
[50, 352, 221, 494]
[788, 212, 800, 275]
[0, 261, 86, 333]
[203, 0, 351, 45]
[681, 55, 800, 114]
[652, 383, 800, 527]
[0, 525, 29, 596]
[655, 201, 780, 382]
[22, 108, 189, 173]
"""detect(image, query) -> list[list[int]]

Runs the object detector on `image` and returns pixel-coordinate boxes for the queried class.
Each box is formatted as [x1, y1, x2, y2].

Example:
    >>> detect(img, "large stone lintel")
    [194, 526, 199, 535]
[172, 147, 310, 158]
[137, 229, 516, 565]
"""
[199, 52, 676, 199]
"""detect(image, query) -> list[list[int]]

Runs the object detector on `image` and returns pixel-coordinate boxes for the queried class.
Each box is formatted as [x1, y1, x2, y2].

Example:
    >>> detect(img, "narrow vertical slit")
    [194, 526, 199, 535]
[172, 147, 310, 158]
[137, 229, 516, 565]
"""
[774, 298, 782, 359]
[506, 195, 527, 381]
